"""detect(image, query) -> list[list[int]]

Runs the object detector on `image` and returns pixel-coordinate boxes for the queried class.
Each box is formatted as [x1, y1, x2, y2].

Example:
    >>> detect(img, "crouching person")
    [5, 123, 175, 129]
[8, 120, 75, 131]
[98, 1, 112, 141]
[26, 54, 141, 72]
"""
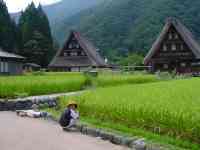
[59, 100, 79, 131]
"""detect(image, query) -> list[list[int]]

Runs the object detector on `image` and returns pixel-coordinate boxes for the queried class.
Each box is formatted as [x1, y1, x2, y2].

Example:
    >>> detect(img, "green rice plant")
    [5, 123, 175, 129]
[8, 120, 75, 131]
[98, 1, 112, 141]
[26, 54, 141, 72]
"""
[94, 74, 158, 87]
[59, 78, 200, 144]
[0, 73, 158, 98]
[0, 73, 86, 98]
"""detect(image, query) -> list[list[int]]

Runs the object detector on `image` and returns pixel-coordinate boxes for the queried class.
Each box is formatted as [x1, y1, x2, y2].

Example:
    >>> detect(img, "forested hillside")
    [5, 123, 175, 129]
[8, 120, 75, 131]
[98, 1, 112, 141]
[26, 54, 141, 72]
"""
[11, 0, 104, 40]
[54, 0, 200, 59]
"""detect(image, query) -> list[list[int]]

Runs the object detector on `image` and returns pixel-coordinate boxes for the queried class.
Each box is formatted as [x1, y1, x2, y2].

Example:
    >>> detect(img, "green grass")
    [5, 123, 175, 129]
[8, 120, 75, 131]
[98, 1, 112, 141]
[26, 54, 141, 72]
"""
[0, 72, 158, 99]
[52, 78, 200, 149]
[93, 74, 158, 87]
[0, 72, 86, 98]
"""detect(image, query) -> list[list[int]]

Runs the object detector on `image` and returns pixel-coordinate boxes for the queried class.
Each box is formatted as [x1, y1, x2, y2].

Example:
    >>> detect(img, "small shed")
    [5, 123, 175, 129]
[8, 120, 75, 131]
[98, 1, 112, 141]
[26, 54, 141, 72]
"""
[23, 63, 41, 72]
[0, 49, 25, 75]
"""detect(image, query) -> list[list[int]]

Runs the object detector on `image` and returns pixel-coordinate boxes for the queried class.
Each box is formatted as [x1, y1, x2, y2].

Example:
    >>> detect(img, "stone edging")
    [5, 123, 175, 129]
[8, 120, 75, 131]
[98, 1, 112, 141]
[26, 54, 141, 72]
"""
[0, 91, 82, 111]
[46, 116, 165, 150]
[75, 124, 165, 150]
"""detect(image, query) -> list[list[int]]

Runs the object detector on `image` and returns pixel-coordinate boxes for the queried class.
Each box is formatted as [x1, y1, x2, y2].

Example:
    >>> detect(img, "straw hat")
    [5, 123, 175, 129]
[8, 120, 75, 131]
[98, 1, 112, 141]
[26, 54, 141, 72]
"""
[67, 100, 78, 108]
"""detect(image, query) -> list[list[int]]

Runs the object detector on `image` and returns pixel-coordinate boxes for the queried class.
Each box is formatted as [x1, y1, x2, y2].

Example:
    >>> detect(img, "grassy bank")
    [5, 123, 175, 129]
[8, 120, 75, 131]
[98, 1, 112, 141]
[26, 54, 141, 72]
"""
[45, 99, 199, 150]
[48, 78, 200, 149]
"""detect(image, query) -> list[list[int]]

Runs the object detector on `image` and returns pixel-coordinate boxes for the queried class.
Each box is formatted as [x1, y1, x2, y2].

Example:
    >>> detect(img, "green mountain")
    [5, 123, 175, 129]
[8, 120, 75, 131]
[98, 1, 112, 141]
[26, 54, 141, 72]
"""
[11, 0, 104, 40]
[54, 0, 200, 58]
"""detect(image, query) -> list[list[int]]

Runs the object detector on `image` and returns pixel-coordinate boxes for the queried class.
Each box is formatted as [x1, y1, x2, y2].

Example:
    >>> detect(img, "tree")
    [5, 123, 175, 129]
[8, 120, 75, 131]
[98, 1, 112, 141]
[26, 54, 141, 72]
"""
[0, 0, 17, 51]
[18, 2, 54, 67]
[118, 53, 144, 66]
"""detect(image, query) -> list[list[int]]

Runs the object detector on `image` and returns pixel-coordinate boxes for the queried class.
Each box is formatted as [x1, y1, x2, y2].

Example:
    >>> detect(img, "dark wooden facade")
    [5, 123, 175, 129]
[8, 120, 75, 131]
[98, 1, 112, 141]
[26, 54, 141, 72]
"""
[48, 31, 107, 72]
[144, 18, 200, 74]
[0, 49, 25, 75]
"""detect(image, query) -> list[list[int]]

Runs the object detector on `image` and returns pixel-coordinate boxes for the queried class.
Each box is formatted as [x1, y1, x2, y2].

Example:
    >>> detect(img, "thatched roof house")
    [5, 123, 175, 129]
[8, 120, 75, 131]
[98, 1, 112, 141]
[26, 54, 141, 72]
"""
[49, 31, 107, 72]
[144, 18, 200, 73]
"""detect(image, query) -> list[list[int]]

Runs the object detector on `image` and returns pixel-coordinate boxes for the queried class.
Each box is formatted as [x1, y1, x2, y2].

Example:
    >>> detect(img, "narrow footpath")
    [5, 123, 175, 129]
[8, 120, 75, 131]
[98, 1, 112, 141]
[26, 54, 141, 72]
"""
[0, 112, 129, 150]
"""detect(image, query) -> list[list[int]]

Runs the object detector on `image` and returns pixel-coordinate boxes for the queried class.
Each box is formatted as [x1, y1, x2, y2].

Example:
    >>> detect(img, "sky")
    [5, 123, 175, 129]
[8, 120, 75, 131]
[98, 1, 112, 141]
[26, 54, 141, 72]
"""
[4, 0, 61, 13]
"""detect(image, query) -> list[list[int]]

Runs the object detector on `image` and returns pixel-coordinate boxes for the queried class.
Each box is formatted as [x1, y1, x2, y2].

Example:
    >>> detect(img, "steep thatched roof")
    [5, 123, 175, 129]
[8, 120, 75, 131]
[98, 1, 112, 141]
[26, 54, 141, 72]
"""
[144, 18, 200, 65]
[49, 31, 107, 68]
[0, 48, 25, 59]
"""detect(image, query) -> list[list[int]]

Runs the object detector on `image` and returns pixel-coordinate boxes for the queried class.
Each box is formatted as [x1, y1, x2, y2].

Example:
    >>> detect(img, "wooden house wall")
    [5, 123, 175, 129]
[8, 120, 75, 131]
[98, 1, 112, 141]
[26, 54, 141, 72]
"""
[0, 58, 23, 75]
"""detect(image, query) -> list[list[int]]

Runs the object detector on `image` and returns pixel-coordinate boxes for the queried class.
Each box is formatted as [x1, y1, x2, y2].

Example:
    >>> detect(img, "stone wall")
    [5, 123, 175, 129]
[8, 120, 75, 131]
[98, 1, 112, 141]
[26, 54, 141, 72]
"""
[0, 91, 81, 111]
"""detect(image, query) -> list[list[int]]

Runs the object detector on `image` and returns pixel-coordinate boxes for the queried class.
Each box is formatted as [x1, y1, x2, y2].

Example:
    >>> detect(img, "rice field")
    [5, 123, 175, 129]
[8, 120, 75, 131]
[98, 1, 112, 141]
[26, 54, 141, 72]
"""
[0, 72, 158, 98]
[94, 74, 158, 87]
[61, 78, 200, 144]
[0, 72, 86, 98]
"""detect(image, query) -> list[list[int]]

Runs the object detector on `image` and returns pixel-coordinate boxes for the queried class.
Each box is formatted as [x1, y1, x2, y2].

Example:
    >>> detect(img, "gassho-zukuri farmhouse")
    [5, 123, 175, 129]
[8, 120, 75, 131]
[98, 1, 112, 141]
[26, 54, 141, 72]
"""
[48, 31, 107, 72]
[144, 18, 200, 74]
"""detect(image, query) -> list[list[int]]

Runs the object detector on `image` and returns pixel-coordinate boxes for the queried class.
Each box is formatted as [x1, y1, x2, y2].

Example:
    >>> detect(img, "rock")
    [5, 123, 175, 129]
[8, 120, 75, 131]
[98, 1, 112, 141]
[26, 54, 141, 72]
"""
[81, 126, 88, 134]
[48, 100, 57, 107]
[131, 138, 147, 150]
[122, 137, 138, 147]
[76, 124, 84, 132]
[110, 135, 123, 145]
[0, 101, 5, 111]
[25, 100, 33, 109]
[5, 101, 16, 111]
[15, 101, 27, 110]
[99, 131, 114, 141]
[86, 127, 100, 137]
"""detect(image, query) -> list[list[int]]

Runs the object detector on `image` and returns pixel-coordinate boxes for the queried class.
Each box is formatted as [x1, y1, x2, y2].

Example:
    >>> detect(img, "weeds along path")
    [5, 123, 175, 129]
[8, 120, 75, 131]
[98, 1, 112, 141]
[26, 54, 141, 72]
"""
[0, 112, 129, 150]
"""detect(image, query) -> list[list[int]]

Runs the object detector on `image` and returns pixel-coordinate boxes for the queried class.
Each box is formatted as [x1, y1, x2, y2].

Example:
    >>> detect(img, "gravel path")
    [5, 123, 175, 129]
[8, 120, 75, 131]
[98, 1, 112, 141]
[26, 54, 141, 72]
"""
[0, 112, 130, 150]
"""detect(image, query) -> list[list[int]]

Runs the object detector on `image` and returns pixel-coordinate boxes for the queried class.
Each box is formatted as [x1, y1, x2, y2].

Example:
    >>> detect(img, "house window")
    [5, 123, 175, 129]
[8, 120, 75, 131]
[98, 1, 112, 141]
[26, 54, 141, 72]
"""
[163, 44, 167, 51]
[0, 61, 3, 72]
[163, 64, 168, 69]
[69, 44, 72, 49]
[181, 62, 186, 67]
[168, 33, 173, 40]
[63, 52, 67, 56]
[4, 62, 8, 72]
[180, 44, 184, 51]
[174, 34, 179, 39]
[71, 52, 77, 56]
[172, 44, 176, 51]
[76, 44, 80, 49]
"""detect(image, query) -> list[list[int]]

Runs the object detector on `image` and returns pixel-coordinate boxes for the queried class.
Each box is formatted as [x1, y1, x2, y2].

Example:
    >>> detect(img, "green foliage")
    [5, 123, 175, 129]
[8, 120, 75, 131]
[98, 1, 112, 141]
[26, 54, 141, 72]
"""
[18, 3, 54, 67]
[60, 78, 200, 145]
[118, 53, 144, 66]
[0, 0, 18, 51]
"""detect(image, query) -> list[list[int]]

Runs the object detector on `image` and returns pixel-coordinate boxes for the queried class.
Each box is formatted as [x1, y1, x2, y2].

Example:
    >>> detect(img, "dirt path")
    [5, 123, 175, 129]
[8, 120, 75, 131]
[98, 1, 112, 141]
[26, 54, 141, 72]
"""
[0, 112, 130, 150]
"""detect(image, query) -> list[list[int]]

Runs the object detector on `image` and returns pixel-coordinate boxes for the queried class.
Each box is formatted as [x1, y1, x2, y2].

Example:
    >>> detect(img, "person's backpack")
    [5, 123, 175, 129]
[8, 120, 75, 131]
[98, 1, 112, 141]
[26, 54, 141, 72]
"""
[59, 109, 71, 127]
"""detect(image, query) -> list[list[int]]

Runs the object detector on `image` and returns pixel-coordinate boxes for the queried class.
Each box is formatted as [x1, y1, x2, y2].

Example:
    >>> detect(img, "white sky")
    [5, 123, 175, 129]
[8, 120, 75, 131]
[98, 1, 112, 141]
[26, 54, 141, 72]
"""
[4, 0, 61, 13]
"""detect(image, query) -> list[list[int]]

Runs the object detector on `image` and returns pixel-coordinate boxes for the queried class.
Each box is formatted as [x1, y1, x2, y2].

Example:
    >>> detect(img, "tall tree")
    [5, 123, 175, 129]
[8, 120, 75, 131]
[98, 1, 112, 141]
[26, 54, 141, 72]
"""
[18, 2, 54, 67]
[0, 0, 17, 52]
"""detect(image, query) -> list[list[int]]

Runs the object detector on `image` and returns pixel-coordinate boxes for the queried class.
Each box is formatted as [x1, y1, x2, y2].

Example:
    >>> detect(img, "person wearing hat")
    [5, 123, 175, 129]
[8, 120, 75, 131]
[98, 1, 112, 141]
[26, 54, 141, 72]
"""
[59, 100, 79, 130]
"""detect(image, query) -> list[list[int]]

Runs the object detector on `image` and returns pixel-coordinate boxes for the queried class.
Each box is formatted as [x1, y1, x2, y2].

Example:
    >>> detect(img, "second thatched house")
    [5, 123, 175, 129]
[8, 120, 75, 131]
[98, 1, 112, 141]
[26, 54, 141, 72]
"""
[48, 31, 107, 72]
[144, 18, 200, 74]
